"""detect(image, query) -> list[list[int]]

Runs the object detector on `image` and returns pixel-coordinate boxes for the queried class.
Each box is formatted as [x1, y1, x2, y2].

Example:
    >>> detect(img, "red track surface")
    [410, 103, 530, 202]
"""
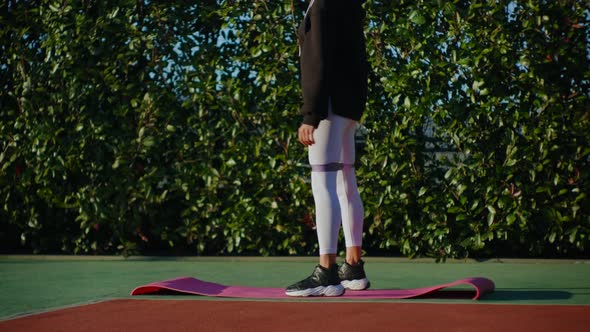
[2, 299, 589, 332]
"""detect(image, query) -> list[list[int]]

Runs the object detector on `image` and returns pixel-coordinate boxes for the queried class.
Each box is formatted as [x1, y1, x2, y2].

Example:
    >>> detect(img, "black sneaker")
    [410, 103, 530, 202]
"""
[285, 264, 345, 297]
[338, 260, 370, 290]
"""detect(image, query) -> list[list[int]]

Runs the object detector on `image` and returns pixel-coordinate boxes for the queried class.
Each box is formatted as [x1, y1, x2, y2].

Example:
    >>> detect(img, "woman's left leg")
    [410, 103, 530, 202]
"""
[336, 120, 364, 264]
[335, 119, 370, 290]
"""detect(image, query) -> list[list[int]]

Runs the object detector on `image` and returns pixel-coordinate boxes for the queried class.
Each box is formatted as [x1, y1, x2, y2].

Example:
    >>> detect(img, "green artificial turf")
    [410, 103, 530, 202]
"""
[1, 256, 589, 320]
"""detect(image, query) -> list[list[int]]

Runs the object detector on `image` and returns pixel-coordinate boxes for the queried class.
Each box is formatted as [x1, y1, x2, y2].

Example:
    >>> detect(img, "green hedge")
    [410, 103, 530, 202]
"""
[1, 0, 588, 258]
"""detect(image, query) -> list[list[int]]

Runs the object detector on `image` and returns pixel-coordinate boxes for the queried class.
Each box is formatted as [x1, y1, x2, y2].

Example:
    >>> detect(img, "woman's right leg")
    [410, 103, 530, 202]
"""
[308, 108, 347, 267]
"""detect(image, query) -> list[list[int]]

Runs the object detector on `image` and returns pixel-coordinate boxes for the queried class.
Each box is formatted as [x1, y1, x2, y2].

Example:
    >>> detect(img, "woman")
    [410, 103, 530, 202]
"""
[286, 0, 369, 297]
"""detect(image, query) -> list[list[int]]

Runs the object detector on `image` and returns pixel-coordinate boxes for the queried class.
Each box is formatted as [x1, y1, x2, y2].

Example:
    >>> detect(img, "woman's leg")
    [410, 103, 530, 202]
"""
[285, 104, 348, 297]
[286, 103, 367, 296]
[337, 121, 364, 264]
[333, 120, 370, 290]
[311, 170, 340, 268]
[309, 107, 365, 266]
[308, 105, 348, 268]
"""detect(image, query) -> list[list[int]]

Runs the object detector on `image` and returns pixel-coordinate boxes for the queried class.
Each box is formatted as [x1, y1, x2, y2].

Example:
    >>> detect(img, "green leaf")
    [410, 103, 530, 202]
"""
[112, 158, 122, 169]
[409, 11, 426, 25]
[418, 187, 427, 197]
[487, 212, 495, 226]
[487, 205, 497, 215]
[404, 96, 411, 109]
[142, 137, 155, 147]
[506, 213, 516, 225]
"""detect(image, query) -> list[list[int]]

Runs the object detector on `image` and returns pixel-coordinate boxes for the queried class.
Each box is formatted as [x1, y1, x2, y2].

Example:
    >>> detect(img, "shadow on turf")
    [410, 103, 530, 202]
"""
[487, 289, 572, 301]
[143, 289, 575, 301]
[146, 289, 482, 300]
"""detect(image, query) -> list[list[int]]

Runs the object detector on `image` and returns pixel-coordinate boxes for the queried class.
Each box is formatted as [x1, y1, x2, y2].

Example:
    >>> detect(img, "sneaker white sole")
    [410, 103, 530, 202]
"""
[341, 278, 370, 290]
[285, 284, 345, 297]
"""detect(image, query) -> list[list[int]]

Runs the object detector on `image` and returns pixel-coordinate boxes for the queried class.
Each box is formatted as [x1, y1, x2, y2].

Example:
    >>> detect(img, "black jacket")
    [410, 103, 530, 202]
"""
[298, 0, 368, 127]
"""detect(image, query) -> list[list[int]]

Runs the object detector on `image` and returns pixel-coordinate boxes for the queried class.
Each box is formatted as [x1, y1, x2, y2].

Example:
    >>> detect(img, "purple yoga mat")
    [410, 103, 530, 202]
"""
[131, 276, 495, 300]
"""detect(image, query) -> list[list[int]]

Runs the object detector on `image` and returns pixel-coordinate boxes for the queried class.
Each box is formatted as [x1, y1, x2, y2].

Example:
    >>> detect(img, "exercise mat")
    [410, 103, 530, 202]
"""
[131, 276, 495, 300]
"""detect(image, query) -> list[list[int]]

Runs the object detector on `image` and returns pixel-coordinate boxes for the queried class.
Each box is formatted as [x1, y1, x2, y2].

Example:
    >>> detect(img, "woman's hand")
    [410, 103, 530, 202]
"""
[298, 124, 315, 146]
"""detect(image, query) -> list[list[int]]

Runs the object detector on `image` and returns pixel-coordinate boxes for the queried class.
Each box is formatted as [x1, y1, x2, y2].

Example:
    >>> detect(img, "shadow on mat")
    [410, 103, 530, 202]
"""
[415, 290, 477, 299]
[144, 289, 194, 296]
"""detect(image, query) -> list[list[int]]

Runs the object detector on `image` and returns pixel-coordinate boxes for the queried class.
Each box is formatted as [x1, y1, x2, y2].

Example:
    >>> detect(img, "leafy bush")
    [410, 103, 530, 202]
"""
[1, 0, 588, 258]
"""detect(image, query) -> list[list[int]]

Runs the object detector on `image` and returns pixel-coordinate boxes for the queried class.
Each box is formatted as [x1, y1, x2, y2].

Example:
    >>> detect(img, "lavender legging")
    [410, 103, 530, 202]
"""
[308, 103, 364, 255]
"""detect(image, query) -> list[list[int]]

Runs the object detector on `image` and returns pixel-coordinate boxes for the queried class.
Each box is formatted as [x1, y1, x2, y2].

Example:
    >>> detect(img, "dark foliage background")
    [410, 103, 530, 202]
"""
[1, 0, 588, 258]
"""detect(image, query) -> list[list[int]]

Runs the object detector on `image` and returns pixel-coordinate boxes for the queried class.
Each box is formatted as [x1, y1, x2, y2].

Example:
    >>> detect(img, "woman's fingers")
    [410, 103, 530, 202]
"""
[298, 126, 308, 145]
[298, 124, 315, 146]
[305, 126, 315, 145]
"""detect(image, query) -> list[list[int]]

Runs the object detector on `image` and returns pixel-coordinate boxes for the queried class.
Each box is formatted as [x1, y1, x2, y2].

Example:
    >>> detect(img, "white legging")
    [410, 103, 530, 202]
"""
[309, 103, 364, 255]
